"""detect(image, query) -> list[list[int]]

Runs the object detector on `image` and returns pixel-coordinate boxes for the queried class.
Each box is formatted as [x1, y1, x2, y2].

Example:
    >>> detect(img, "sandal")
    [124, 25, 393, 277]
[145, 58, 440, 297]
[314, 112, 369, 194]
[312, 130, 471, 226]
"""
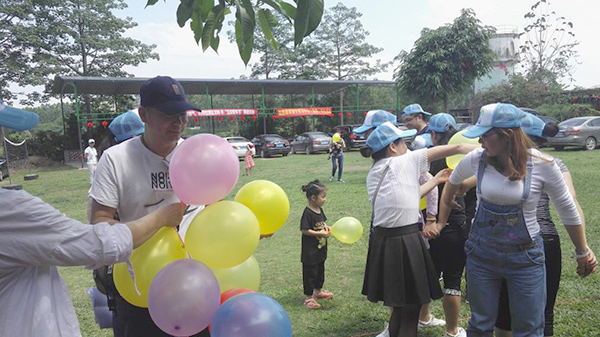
[314, 290, 333, 300]
[304, 298, 322, 309]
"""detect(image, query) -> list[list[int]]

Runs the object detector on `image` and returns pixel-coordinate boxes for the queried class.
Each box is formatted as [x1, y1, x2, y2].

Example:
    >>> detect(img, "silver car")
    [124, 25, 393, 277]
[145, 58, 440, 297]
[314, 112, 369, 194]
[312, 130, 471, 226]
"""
[224, 137, 255, 158]
[548, 116, 600, 151]
[290, 132, 332, 154]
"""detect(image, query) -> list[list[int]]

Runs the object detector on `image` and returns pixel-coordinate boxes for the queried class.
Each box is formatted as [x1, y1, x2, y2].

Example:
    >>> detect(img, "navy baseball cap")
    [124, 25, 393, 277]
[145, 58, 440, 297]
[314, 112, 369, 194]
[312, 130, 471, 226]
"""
[429, 113, 457, 133]
[366, 121, 417, 153]
[109, 110, 145, 142]
[402, 103, 432, 117]
[0, 98, 39, 131]
[463, 103, 526, 138]
[140, 76, 200, 115]
[353, 110, 398, 134]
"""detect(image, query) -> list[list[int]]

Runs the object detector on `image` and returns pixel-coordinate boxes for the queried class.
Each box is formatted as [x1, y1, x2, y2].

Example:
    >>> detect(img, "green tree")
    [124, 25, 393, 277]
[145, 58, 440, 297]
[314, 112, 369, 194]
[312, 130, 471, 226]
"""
[519, 0, 579, 86]
[157, 0, 324, 66]
[313, 2, 387, 124]
[1, 0, 158, 105]
[314, 3, 386, 81]
[395, 8, 496, 111]
[472, 73, 566, 114]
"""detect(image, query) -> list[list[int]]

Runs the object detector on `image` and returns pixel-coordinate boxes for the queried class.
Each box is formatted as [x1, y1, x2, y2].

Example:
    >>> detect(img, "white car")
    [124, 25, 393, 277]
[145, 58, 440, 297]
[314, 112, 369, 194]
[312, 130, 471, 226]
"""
[224, 137, 255, 159]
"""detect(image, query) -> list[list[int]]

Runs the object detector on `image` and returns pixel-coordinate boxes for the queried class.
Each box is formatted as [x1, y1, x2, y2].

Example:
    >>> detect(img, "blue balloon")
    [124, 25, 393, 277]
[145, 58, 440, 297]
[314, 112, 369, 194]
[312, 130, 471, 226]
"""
[211, 293, 292, 337]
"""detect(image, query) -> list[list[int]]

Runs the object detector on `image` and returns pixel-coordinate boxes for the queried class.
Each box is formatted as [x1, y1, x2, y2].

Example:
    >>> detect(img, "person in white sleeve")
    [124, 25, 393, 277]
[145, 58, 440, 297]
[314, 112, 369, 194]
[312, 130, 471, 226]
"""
[0, 98, 187, 337]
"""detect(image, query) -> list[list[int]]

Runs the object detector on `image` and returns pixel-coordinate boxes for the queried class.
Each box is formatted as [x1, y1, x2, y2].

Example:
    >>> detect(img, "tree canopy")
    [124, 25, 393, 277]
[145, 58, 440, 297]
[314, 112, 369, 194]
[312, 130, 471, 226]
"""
[155, 0, 324, 66]
[1, 0, 158, 104]
[395, 8, 496, 111]
[518, 0, 579, 86]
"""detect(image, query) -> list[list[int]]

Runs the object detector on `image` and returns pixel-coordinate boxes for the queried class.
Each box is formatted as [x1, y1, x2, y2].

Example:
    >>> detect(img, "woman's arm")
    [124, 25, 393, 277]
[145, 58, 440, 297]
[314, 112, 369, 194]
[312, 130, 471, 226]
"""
[426, 143, 478, 163]
[419, 169, 451, 198]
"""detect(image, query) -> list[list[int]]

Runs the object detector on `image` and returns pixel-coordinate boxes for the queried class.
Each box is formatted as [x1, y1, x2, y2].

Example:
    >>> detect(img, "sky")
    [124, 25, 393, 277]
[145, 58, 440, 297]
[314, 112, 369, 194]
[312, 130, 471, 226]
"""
[8, 0, 600, 104]
[116, 0, 600, 87]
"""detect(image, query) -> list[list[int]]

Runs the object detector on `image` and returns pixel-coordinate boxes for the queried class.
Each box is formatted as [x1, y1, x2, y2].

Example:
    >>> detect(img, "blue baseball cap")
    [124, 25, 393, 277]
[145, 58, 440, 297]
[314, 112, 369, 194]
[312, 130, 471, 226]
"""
[109, 110, 145, 142]
[0, 98, 39, 131]
[402, 103, 432, 117]
[429, 113, 457, 133]
[353, 110, 398, 134]
[140, 76, 200, 115]
[366, 121, 417, 153]
[463, 103, 526, 138]
[521, 113, 546, 138]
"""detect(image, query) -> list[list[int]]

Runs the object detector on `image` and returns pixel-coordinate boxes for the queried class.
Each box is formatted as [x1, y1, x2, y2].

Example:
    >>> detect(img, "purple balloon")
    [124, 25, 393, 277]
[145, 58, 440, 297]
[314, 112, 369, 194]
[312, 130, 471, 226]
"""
[148, 259, 221, 336]
[170, 134, 239, 205]
[211, 293, 292, 337]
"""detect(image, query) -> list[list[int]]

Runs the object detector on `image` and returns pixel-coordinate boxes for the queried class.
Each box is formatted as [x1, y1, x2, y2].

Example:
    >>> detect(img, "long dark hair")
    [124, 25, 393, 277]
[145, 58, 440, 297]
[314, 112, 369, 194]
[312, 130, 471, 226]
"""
[301, 179, 326, 199]
[433, 127, 457, 146]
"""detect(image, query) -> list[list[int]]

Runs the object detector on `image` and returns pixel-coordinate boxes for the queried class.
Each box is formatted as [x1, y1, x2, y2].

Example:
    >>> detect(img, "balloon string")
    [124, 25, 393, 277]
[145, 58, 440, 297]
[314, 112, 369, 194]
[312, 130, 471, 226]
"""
[173, 227, 192, 258]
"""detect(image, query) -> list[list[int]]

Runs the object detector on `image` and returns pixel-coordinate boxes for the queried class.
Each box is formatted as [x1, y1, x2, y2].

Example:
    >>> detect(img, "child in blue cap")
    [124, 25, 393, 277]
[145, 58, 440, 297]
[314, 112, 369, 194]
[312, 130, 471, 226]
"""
[435, 103, 596, 337]
[362, 121, 476, 337]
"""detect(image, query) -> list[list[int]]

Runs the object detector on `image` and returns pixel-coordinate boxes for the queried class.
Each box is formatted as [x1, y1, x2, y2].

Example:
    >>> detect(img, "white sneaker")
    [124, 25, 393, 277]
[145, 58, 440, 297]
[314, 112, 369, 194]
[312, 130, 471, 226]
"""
[329, 176, 334, 181]
[443, 327, 466, 337]
[375, 322, 389, 337]
[418, 314, 446, 328]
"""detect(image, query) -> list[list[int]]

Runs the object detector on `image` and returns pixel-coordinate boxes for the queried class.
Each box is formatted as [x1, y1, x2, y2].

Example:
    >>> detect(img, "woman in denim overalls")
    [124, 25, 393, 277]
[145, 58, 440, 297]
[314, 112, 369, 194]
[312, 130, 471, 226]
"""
[430, 104, 597, 337]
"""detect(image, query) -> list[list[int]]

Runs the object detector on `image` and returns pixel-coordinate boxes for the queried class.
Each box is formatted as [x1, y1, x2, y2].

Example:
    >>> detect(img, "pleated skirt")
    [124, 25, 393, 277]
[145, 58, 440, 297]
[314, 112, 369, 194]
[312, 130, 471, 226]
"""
[362, 223, 443, 307]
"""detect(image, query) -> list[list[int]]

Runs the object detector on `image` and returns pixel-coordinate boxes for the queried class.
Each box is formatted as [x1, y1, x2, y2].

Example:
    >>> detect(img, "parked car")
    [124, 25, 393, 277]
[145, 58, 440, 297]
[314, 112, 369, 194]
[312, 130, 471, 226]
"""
[290, 132, 331, 154]
[250, 134, 291, 158]
[332, 124, 367, 149]
[547, 116, 600, 151]
[224, 137, 255, 159]
[0, 158, 7, 180]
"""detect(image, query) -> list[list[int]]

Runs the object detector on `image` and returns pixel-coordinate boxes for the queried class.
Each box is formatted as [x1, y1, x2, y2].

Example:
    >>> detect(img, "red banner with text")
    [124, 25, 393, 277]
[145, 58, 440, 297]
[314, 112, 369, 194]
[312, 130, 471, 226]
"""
[187, 109, 258, 117]
[276, 107, 332, 117]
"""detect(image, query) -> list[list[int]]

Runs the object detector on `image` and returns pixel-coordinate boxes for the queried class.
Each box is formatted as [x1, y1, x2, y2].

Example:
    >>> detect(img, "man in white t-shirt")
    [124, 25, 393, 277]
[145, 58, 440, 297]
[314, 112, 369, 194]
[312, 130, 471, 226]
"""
[90, 76, 207, 337]
[84, 138, 98, 184]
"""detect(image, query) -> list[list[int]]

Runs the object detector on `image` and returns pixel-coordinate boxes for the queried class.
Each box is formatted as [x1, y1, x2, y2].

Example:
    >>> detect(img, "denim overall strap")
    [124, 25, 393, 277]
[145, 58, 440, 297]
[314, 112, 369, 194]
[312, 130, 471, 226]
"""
[519, 155, 534, 206]
[476, 151, 487, 197]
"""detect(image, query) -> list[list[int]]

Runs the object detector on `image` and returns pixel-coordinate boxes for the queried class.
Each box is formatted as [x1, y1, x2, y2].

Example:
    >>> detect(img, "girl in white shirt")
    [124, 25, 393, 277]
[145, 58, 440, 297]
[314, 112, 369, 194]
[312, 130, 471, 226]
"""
[433, 103, 597, 337]
[362, 121, 475, 337]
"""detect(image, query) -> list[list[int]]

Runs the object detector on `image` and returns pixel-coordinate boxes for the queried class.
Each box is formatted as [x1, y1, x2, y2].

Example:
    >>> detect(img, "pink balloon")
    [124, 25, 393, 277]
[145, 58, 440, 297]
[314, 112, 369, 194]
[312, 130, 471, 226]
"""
[148, 259, 221, 336]
[170, 134, 240, 205]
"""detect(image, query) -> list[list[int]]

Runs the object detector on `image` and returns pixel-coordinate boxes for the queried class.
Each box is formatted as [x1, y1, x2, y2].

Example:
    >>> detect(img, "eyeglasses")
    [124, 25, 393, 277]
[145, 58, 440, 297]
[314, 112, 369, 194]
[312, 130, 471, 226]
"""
[480, 130, 498, 140]
[155, 111, 188, 124]
[402, 116, 415, 123]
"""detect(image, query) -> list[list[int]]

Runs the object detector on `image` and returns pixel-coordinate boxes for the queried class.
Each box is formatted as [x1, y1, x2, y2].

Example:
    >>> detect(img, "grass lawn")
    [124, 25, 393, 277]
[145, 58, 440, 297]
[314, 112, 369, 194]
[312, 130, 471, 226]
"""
[3, 148, 600, 336]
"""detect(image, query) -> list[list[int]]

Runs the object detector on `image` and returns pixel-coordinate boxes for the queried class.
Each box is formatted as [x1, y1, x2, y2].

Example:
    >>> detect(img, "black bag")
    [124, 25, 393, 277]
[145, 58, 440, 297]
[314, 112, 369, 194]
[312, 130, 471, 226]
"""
[93, 264, 116, 310]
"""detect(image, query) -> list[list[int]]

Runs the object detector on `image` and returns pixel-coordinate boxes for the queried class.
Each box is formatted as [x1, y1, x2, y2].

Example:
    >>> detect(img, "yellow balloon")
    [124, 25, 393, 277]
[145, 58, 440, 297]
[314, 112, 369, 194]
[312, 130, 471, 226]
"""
[234, 180, 290, 235]
[331, 217, 363, 244]
[113, 227, 186, 307]
[212, 255, 260, 293]
[185, 201, 260, 269]
[446, 129, 481, 169]
[332, 133, 341, 142]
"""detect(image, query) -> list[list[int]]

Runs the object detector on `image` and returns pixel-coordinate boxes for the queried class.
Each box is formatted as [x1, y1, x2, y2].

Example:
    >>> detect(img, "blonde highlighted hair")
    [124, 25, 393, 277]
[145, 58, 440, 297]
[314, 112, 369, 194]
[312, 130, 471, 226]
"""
[488, 127, 538, 181]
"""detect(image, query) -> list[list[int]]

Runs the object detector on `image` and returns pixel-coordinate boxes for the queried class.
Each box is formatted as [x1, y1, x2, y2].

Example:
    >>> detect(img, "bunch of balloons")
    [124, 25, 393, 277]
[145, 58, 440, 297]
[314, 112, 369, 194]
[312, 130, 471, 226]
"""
[445, 129, 481, 169]
[112, 133, 293, 336]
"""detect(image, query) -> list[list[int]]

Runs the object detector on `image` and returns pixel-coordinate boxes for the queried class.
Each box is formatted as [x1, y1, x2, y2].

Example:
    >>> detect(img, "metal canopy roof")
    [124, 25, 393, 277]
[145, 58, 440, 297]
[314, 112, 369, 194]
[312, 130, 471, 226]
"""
[52, 76, 395, 96]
